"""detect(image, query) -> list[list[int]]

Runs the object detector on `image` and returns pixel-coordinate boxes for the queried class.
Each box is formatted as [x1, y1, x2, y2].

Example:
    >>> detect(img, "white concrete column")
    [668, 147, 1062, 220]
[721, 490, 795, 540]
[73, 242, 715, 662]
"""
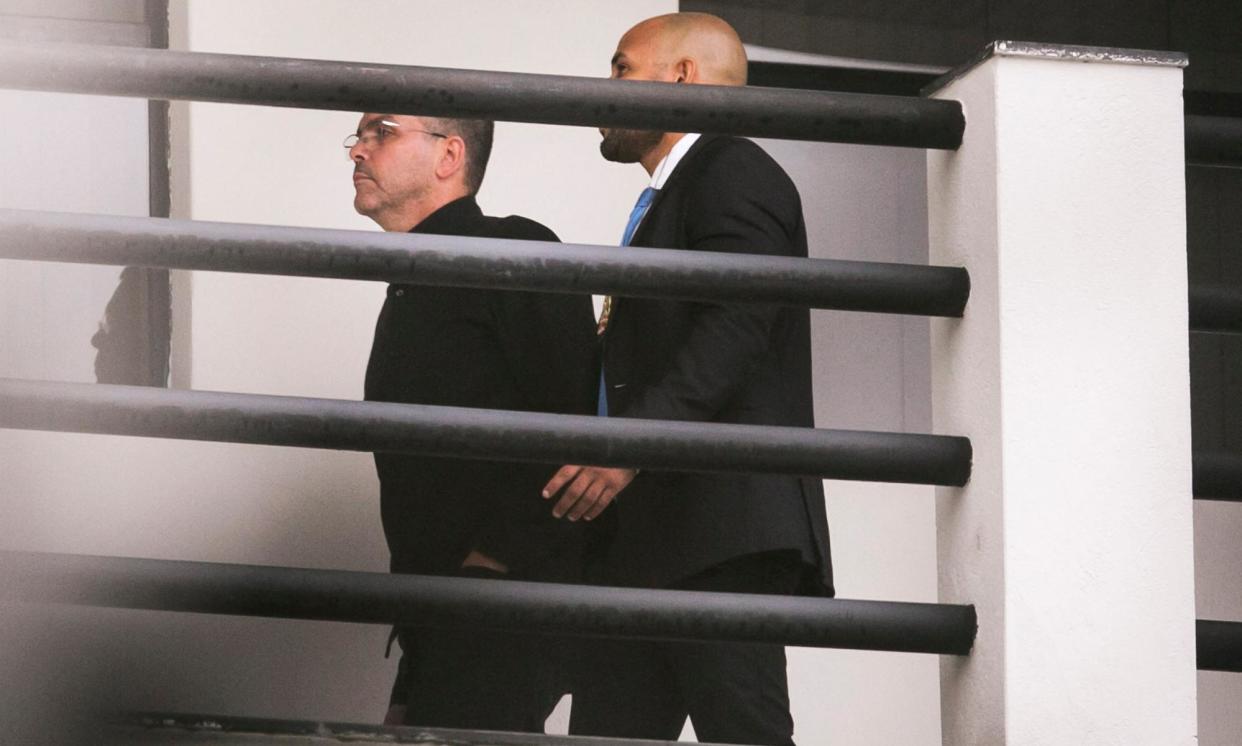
[927, 42, 1196, 745]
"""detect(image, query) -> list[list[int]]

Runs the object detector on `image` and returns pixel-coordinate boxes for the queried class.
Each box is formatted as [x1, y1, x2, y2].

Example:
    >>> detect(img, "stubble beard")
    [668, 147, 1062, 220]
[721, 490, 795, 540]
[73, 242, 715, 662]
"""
[353, 178, 426, 228]
[600, 128, 663, 163]
[352, 176, 383, 219]
[354, 193, 389, 227]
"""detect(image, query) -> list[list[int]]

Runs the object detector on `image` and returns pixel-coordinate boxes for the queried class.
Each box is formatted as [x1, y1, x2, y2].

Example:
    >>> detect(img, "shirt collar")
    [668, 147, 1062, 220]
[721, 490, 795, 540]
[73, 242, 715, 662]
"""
[410, 195, 482, 235]
[649, 133, 701, 190]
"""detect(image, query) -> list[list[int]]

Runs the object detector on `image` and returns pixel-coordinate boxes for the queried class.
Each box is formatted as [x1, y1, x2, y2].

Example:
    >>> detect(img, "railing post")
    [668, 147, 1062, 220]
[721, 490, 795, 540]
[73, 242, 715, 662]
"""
[926, 42, 1196, 743]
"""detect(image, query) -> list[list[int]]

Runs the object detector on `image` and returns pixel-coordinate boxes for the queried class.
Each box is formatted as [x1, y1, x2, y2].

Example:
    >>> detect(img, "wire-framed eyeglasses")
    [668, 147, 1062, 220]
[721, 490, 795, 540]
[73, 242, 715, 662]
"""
[343, 119, 446, 158]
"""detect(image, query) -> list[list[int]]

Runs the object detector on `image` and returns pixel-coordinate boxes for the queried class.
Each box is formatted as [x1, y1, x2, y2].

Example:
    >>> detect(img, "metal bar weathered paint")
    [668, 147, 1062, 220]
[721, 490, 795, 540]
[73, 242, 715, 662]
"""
[0, 378, 973, 486]
[0, 209, 971, 318]
[0, 41, 965, 149]
[110, 712, 685, 746]
[0, 551, 978, 654]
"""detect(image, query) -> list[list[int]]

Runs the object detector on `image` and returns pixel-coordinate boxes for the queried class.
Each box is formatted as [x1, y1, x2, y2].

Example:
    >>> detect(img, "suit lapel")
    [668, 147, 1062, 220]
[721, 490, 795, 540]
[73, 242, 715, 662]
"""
[611, 135, 727, 334]
[630, 188, 668, 247]
[630, 134, 721, 248]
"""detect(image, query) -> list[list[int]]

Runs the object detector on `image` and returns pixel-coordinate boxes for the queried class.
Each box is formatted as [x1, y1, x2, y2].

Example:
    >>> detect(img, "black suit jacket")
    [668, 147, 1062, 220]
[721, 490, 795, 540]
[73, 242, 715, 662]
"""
[598, 135, 833, 595]
[365, 196, 597, 582]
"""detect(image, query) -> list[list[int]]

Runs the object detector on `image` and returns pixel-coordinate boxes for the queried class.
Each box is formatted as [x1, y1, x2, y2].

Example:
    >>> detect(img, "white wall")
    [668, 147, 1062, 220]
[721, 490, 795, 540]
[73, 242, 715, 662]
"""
[764, 138, 940, 745]
[929, 52, 1197, 744]
[2, 2, 944, 743]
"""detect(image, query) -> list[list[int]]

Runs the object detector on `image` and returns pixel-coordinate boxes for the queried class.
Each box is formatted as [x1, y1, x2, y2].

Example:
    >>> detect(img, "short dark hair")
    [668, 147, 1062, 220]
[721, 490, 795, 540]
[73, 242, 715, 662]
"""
[430, 117, 494, 195]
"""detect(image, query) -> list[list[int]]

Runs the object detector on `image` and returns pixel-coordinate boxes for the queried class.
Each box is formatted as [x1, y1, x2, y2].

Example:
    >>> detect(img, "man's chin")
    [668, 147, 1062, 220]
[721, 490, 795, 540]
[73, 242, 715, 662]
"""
[599, 140, 640, 163]
[600, 128, 662, 163]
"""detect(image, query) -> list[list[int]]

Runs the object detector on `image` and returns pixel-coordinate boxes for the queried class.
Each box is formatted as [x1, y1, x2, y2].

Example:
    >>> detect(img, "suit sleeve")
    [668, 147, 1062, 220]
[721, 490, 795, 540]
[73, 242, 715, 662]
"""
[489, 222, 598, 417]
[470, 220, 597, 572]
[621, 142, 802, 423]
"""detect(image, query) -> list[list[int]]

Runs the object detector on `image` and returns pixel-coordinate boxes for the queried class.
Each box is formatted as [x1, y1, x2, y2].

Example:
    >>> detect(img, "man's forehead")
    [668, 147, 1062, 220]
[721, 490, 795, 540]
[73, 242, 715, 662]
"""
[357, 113, 415, 129]
[612, 41, 649, 65]
[615, 24, 670, 62]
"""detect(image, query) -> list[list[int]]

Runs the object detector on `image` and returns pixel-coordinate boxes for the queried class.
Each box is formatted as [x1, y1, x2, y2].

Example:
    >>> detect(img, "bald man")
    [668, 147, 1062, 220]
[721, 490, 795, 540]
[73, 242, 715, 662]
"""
[543, 13, 833, 746]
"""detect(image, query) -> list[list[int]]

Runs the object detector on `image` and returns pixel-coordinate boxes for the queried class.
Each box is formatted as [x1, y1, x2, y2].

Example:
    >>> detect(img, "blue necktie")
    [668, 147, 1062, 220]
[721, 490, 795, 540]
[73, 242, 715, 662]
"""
[599, 186, 658, 417]
[621, 186, 657, 247]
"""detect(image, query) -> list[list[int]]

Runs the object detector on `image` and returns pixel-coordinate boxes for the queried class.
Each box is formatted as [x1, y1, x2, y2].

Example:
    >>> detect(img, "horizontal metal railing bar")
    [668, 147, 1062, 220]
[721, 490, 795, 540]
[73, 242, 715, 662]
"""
[1186, 115, 1242, 169]
[0, 551, 978, 655]
[1184, 91, 1242, 119]
[1189, 284, 1242, 335]
[1193, 452, 1242, 502]
[1198, 619, 1242, 672]
[0, 208, 971, 318]
[0, 379, 973, 486]
[115, 712, 684, 746]
[747, 59, 942, 97]
[0, 41, 965, 150]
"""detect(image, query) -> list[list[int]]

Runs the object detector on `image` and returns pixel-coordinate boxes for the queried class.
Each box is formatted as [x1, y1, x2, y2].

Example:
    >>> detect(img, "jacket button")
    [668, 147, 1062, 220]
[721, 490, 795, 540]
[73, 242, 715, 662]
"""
[395, 288, 405, 297]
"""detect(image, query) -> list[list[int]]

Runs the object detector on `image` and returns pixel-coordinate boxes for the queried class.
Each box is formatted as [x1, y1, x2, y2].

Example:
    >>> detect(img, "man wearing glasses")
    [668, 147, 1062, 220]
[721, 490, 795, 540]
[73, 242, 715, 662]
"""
[348, 114, 596, 731]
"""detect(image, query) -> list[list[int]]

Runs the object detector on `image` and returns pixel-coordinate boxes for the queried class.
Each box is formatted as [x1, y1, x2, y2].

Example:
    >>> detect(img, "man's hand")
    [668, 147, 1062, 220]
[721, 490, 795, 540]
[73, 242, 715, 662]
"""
[542, 465, 637, 521]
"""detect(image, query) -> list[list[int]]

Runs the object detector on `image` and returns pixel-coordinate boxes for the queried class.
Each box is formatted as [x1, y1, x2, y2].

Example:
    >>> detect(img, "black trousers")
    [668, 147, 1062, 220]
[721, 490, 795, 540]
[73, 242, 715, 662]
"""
[393, 567, 566, 732]
[569, 551, 805, 746]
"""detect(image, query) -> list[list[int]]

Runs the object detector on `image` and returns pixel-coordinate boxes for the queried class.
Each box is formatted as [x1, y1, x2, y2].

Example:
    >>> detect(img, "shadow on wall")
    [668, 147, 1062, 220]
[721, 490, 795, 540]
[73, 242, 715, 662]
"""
[91, 267, 170, 388]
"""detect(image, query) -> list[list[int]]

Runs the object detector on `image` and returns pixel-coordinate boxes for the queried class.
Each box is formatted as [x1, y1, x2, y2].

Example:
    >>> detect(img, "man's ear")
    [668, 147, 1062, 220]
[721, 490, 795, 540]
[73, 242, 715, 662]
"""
[436, 136, 467, 182]
[673, 58, 698, 84]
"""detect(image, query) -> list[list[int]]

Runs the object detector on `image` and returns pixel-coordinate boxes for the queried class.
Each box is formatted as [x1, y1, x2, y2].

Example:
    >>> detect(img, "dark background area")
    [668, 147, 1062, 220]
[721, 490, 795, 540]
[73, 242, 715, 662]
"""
[688, 0, 1242, 459]
[685, 0, 1239, 92]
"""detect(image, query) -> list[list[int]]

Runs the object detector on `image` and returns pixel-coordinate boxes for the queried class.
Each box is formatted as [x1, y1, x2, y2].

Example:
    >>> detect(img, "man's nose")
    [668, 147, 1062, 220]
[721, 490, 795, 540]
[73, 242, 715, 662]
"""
[350, 142, 367, 162]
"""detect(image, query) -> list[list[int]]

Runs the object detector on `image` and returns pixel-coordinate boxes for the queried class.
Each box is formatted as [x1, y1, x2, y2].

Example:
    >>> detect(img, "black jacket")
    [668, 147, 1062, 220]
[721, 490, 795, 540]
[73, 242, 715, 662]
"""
[364, 196, 597, 581]
[598, 135, 834, 595]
